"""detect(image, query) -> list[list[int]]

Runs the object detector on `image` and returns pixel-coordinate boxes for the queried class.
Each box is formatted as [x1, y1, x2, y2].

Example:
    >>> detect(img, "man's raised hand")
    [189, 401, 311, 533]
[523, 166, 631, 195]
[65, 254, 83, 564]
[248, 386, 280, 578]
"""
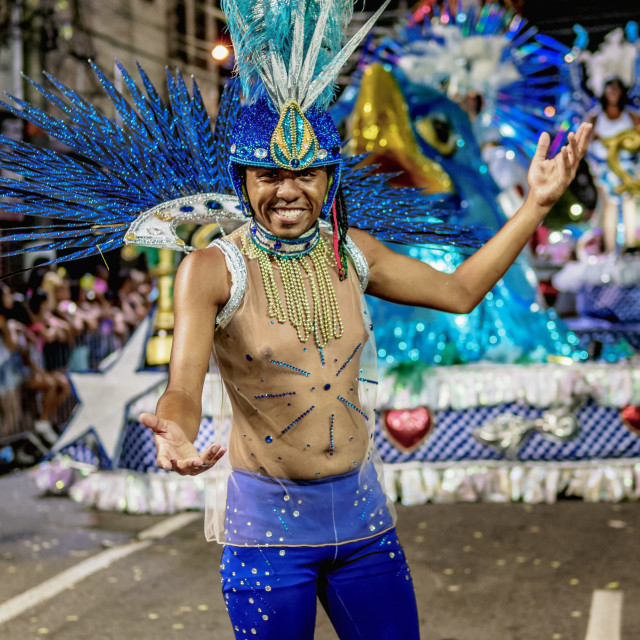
[528, 122, 592, 210]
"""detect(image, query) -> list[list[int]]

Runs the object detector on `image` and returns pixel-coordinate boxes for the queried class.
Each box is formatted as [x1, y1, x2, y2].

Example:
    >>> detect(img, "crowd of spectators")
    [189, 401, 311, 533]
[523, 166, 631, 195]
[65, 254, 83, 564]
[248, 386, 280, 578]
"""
[0, 260, 154, 468]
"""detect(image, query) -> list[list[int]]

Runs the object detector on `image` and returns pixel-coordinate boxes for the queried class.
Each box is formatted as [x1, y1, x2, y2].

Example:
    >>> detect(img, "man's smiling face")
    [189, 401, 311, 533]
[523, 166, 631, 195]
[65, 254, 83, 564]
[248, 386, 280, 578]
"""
[244, 166, 329, 239]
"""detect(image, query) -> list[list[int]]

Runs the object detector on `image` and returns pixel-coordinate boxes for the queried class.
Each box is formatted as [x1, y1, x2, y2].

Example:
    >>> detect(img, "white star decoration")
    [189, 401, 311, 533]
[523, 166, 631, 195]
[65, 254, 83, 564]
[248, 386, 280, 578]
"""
[52, 316, 168, 464]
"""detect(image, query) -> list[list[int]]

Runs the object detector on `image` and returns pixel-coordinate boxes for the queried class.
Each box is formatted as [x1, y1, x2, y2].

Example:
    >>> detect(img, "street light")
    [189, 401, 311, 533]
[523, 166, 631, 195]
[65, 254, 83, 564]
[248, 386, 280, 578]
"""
[211, 44, 229, 61]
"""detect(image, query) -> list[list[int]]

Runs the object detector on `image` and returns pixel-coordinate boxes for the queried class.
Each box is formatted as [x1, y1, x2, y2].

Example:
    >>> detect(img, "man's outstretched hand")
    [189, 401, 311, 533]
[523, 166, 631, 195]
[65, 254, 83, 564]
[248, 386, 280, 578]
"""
[528, 122, 592, 210]
[139, 412, 226, 476]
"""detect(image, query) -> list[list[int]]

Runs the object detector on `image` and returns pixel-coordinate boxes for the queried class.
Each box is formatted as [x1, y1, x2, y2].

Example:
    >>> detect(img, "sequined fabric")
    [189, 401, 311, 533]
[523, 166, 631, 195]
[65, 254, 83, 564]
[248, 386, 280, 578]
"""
[224, 463, 392, 546]
[210, 238, 247, 329]
[220, 528, 419, 640]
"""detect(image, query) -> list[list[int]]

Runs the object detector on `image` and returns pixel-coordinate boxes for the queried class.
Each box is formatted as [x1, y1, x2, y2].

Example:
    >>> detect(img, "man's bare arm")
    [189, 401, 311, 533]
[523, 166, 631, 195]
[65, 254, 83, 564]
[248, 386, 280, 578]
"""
[354, 124, 591, 314]
[140, 245, 231, 474]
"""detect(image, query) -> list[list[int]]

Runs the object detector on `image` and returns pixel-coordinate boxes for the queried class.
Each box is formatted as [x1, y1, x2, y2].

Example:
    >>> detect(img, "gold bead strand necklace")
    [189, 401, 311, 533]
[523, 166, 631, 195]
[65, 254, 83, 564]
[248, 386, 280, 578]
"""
[256, 244, 287, 323]
[242, 229, 344, 348]
[310, 244, 343, 343]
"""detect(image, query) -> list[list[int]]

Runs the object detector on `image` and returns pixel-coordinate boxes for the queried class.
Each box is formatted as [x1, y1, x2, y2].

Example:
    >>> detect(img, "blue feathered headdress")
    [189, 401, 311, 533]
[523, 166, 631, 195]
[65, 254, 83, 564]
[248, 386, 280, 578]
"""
[224, 0, 390, 175]
[0, 1, 488, 274]
[222, 0, 391, 278]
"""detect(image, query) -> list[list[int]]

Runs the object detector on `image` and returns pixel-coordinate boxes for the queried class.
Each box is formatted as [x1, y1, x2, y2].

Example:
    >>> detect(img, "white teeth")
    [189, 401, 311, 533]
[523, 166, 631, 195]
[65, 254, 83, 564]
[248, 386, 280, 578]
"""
[275, 209, 304, 219]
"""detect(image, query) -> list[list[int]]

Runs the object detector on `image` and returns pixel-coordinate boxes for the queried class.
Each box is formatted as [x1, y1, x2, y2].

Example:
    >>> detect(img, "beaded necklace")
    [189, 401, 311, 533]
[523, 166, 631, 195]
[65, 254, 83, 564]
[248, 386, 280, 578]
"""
[248, 218, 320, 257]
[241, 223, 344, 348]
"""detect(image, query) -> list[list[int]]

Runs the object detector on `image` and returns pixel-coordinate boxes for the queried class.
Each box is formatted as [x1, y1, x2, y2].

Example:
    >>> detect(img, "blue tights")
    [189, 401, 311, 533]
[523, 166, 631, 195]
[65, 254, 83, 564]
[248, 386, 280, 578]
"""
[220, 528, 420, 640]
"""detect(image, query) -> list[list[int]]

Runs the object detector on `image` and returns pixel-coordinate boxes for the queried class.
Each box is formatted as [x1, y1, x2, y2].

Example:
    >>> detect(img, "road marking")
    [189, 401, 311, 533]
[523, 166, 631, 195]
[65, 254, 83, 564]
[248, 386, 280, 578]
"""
[0, 512, 201, 626]
[138, 511, 200, 540]
[584, 590, 623, 640]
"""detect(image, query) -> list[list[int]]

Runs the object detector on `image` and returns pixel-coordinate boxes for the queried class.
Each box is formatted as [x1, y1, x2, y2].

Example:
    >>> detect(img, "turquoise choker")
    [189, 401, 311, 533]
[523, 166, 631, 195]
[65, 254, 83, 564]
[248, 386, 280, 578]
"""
[249, 219, 320, 258]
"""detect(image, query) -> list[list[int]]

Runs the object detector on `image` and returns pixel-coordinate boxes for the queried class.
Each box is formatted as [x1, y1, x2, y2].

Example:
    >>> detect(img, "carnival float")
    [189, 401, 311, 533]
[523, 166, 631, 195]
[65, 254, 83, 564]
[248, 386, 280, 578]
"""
[6, 0, 640, 512]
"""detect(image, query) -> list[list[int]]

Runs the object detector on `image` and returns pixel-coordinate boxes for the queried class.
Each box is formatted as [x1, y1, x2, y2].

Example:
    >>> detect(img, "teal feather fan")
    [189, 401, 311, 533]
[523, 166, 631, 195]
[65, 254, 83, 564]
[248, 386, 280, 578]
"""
[223, 0, 389, 111]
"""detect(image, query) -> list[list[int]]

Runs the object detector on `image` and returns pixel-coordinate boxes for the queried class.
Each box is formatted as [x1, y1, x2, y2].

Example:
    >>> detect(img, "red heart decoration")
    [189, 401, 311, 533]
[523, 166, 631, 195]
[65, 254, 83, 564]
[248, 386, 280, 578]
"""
[621, 405, 640, 434]
[384, 407, 433, 452]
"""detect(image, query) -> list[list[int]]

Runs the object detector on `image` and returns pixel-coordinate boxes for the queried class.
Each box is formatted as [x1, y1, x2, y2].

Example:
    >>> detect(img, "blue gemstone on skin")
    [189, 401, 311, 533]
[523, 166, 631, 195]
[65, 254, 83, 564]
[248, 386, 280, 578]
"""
[265, 436, 273, 443]
[324, 384, 331, 390]
[246, 354, 253, 361]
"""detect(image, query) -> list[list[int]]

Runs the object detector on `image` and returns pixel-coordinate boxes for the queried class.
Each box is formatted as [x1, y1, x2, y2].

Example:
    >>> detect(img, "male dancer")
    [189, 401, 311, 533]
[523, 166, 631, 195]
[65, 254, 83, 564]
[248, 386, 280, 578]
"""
[140, 115, 591, 638]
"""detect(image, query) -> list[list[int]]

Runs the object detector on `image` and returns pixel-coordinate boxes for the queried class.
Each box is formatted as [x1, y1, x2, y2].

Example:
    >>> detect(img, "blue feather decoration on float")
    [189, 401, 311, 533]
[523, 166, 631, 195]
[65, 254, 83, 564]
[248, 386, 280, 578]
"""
[379, 1, 579, 159]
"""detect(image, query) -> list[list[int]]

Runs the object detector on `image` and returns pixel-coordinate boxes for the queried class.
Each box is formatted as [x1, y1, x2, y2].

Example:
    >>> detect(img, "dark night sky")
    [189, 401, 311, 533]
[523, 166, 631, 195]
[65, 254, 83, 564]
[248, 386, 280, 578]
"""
[520, 2, 639, 47]
[362, 1, 639, 48]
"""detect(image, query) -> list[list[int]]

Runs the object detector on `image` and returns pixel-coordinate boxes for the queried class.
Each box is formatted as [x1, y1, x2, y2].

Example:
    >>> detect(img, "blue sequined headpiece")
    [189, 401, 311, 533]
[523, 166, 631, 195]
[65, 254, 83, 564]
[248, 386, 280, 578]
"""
[222, 0, 391, 219]
[229, 98, 342, 170]
[228, 96, 343, 218]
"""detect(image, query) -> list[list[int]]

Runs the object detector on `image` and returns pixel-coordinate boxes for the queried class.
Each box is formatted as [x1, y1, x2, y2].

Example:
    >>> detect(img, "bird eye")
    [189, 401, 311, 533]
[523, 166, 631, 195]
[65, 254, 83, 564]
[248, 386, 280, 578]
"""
[414, 114, 457, 157]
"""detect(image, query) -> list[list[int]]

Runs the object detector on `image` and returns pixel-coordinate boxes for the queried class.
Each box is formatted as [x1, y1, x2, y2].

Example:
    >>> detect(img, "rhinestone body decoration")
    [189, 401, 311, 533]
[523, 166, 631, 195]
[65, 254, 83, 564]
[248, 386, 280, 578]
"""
[209, 222, 391, 549]
[269, 360, 310, 377]
[281, 406, 315, 435]
[255, 392, 297, 399]
[337, 396, 369, 420]
[336, 344, 362, 376]
[329, 414, 335, 455]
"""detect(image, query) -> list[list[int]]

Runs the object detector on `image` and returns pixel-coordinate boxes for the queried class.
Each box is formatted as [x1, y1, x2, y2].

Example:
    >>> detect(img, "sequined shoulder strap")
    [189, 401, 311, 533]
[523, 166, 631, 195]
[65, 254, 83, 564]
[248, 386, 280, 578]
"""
[209, 237, 247, 328]
[345, 235, 370, 293]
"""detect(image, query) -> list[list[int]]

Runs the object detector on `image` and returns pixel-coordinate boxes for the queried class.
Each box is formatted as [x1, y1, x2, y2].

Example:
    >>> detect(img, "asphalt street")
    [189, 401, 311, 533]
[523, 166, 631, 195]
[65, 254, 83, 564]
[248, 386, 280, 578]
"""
[0, 470, 637, 640]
